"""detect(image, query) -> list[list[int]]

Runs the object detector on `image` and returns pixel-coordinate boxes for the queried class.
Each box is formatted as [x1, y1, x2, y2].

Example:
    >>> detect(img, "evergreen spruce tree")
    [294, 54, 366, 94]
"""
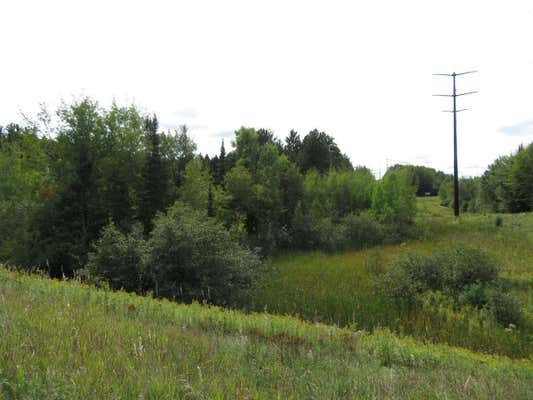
[216, 139, 226, 186]
[139, 115, 168, 232]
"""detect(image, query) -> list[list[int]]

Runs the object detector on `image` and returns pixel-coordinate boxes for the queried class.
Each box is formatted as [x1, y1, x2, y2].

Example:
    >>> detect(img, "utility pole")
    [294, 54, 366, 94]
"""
[433, 71, 477, 217]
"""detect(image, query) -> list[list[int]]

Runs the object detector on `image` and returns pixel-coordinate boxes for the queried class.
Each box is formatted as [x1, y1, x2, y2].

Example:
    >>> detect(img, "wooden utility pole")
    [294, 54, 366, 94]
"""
[433, 71, 477, 217]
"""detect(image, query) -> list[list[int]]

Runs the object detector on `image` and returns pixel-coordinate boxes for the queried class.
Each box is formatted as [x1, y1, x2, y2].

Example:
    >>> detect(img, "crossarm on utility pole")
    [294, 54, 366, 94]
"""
[432, 70, 477, 217]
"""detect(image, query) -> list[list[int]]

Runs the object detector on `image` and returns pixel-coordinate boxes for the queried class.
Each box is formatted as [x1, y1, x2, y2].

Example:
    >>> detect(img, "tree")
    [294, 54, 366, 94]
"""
[214, 139, 226, 186]
[34, 98, 108, 276]
[284, 129, 302, 164]
[180, 157, 211, 212]
[98, 103, 145, 229]
[372, 171, 416, 226]
[481, 156, 513, 212]
[161, 124, 197, 190]
[138, 114, 168, 232]
[299, 129, 352, 173]
[508, 143, 533, 212]
[0, 125, 51, 266]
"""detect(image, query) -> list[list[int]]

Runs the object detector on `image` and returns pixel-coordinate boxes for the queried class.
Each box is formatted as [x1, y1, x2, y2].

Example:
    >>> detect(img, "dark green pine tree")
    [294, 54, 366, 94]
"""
[284, 130, 302, 164]
[138, 115, 168, 232]
[216, 139, 226, 186]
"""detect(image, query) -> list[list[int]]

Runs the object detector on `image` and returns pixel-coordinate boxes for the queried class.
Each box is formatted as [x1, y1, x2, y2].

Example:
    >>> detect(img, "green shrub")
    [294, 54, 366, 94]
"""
[485, 288, 524, 326]
[147, 202, 262, 305]
[379, 251, 438, 307]
[342, 213, 384, 249]
[381, 245, 500, 305]
[87, 203, 263, 306]
[87, 222, 148, 292]
[436, 245, 499, 291]
[381, 245, 523, 328]
[292, 211, 386, 253]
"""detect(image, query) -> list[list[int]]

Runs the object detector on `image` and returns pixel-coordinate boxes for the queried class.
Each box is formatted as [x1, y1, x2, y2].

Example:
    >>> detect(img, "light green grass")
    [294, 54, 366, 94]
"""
[251, 198, 533, 358]
[1, 269, 532, 399]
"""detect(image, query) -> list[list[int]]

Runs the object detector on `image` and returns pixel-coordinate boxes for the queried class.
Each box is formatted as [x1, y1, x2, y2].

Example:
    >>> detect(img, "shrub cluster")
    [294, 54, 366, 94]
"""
[87, 202, 262, 306]
[380, 245, 523, 326]
[292, 211, 385, 252]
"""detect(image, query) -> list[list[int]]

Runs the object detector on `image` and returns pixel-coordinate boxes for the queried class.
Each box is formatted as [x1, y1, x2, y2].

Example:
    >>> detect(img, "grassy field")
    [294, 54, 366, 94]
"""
[1, 268, 532, 399]
[250, 197, 533, 359]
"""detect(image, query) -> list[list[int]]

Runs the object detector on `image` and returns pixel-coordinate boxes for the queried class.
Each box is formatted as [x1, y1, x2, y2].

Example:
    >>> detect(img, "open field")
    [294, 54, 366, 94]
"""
[1, 268, 532, 399]
[250, 198, 533, 358]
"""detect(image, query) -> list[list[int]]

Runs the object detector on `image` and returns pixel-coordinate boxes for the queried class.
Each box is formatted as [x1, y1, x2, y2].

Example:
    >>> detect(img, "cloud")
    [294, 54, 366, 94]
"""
[171, 108, 197, 119]
[209, 130, 234, 139]
[500, 120, 533, 137]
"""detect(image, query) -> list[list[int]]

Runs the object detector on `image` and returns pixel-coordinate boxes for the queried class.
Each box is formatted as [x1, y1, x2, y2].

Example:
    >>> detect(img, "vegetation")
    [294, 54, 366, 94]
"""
[439, 143, 533, 213]
[1, 98, 533, 396]
[0, 98, 415, 281]
[1, 268, 532, 399]
[250, 198, 533, 359]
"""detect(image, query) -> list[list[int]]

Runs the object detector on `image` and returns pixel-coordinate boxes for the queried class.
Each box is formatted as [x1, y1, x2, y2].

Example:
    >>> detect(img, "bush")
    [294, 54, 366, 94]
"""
[435, 245, 499, 291]
[292, 210, 385, 253]
[147, 202, 262, 305]
[87, 203, 263, 306]
[386, 245, 499, 297]
[380, 245, 523, 327]
[485, 288, 524, 326]
[459, 283, 523, 326]
[342, 213, 385, 249]
[87, 222, 148, 292]
[379, 251, 439, 307]
[381, 245, 500, 305]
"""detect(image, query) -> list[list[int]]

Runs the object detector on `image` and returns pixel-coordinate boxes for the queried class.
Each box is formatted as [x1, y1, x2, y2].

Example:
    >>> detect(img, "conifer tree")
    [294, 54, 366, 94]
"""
[139, 114, 168, 232]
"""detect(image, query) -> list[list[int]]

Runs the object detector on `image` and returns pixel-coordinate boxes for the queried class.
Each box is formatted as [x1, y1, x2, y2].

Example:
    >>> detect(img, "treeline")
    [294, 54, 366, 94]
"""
[439, 143, 533, 213]
[0, 99, 418, 302]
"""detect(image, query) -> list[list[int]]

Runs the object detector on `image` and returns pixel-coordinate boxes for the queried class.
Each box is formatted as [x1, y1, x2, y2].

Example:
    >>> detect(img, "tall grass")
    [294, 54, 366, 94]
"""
[1, 269, 532, 399]
[250, 198, 533, 359]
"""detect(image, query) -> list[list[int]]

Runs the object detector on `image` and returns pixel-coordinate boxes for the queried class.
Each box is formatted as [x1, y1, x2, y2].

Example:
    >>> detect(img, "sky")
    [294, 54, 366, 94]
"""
[1, 0, 533, 177]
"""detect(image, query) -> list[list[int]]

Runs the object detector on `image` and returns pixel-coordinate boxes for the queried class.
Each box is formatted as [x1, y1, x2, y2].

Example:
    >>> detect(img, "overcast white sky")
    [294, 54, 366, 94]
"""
[2, 0, 533, 176]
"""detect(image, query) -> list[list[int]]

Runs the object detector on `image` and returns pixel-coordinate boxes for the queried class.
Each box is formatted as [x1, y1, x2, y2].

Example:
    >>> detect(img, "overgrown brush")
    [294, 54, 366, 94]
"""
[1, 268, 532, 399]
[380, 244, 523, 327]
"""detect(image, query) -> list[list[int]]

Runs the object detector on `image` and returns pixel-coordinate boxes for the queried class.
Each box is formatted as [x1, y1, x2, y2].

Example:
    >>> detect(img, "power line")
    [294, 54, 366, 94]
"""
[433, 70, 477, 217]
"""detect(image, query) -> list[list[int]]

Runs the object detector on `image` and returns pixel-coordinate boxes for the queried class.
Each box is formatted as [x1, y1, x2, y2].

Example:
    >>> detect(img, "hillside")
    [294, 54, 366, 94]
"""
[1, 267, 532, 399]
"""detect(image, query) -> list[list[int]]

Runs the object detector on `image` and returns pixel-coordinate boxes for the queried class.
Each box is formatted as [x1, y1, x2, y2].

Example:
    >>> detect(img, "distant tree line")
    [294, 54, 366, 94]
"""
[439, 143, 533, 213]
[0, 98, 423, 303]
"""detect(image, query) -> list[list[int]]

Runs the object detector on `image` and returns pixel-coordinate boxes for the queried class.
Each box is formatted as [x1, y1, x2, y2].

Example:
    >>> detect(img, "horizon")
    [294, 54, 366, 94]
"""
[2, 0, 533, 177]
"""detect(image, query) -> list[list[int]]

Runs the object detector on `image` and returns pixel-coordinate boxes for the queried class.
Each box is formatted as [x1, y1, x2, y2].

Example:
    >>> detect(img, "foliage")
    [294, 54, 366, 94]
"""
[380, 244, 525, 328]
[481, 155, 514, 212]
[2, 268, 532, 399]
[386, 164, 448, 196]
[440, 142, 533, 214]
[371, 170, 417, 226]
[86, 222, 147, 292]
[180, 157, 211, 212]
[146, 202, 262, 305]
[302, 167, 375, 220]
[439, 176, 484, 213]
[508, 142, 533, 212]
[251, 198, 533, 358]
[381, 245, 500, 303]
[297, 129, 352, 173]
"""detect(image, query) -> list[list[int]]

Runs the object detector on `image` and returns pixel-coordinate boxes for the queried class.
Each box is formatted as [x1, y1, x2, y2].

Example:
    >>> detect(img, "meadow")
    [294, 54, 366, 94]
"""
[1, 268, 532, 399]
[1, 197, 533, 398]
[250, 197, 533, 359]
